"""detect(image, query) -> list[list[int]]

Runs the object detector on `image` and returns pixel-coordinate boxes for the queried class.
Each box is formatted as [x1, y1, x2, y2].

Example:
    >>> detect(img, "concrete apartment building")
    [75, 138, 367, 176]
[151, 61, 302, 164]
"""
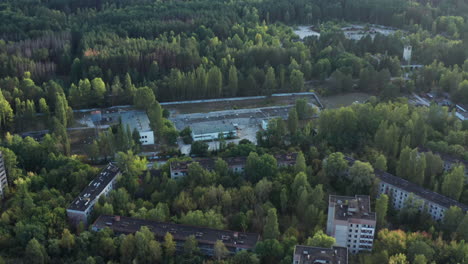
[92, 215, 260, 256]
[326, 195, 376, 254]
[345, 156, 468, 221]
[0, 151, 8, 198]
[169, 153, 298, 179]
[293, 245, 348, 264]
[67, 163, 120, 226]
[376, 168, 468, 221]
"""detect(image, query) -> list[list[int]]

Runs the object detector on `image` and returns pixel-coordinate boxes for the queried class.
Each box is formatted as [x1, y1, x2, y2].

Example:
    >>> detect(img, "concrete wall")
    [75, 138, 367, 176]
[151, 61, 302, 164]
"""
[334, 224, 348, 247]
[326, 204, 335, 235]
[139, 131, 154, 145]
[66, 209, 88, 226]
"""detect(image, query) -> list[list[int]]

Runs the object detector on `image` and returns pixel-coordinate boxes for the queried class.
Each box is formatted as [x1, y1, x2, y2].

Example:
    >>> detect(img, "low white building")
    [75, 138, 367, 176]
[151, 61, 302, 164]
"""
[191, 123, 237, 141]
[121, 111, 155, 145]
[66, 163, 120, 226]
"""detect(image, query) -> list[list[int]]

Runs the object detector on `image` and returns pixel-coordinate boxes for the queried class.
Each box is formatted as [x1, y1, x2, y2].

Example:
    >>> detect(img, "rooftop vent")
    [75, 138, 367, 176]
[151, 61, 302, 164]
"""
[115, 216, 121, 222]
[303, 251, 309, 255]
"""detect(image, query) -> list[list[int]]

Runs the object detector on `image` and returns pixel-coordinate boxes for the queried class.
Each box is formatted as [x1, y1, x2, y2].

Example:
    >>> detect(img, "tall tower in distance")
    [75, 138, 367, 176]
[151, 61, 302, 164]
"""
[0, 151, 8, 198]
[403, 45, 412, 64]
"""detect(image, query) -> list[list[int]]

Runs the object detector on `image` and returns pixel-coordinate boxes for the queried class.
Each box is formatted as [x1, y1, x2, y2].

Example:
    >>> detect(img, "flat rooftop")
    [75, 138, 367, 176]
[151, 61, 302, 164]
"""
[68, 163, 120, 212]
[120, 111, 152, 132]
[293, 245, 348, 264]
[92, 215, 259, 250]
[330, 195, 376, 221]
[345, 157, 468, 212]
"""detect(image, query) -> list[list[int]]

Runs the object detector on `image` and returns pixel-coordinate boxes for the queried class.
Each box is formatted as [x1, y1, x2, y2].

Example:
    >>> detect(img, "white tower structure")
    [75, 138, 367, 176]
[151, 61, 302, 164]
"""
[403, 45, 412, 64]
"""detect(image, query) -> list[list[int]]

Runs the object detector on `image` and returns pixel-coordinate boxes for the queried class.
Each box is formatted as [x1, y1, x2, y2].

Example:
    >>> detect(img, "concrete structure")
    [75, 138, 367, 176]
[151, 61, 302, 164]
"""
[169, 153, 298, 179]
[345, 157, 468, 221]
[326, 195, 376, 254]
[92, 215, 259, 256]
[455, 104, 468, 121]
[293, 245, 348, 264]
[403, 45, 412, 64]
[67, 163, 120, 226]
[376, 168, 468, 221]
[191, 122, 238, 141]
[120, 111, 154, 145]
[0, 152, 8, 198]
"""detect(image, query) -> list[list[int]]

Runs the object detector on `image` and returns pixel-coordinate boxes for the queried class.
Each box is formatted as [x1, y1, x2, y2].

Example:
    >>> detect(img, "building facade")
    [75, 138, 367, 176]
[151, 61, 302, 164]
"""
[376, 169, 468, 221]
[67, 163, 121, 226]
[92, 215, 260, 256]
[345, 156, 468, 221]
[293, 245, 348, 264]
[0, 152, 8, 198]
[326, 195, 376, 254]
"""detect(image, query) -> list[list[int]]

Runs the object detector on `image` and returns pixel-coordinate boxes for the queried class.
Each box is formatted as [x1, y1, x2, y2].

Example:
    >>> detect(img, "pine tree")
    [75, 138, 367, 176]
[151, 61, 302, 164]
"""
[441, 165, 465, 200]
[264, 67, 276, 95]
[287, 108, 299, 134]
[207, 66, 222, 98]
[263, 208, 280, 240]
[290, 69, 304, 91]
[376, 194, 389, 228]
[55, 93, 69, 127]
[124, 73, 136, 103]
[228, 65, 238, 96]
[0, 90, 14, 130]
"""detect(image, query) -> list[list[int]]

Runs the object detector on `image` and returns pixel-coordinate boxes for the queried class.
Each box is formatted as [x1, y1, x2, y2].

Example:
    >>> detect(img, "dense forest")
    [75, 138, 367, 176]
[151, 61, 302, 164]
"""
[1, 0, 468, 263]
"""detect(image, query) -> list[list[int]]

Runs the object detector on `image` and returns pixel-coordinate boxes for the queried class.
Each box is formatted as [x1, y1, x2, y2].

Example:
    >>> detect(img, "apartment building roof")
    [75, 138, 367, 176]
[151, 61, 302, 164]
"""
[92, 215, 259, 250]
[68, 163, 120, 212]
[330, 195, 376, 221]
[345, 156, 468, 212]
[293, 245, 348, 264]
